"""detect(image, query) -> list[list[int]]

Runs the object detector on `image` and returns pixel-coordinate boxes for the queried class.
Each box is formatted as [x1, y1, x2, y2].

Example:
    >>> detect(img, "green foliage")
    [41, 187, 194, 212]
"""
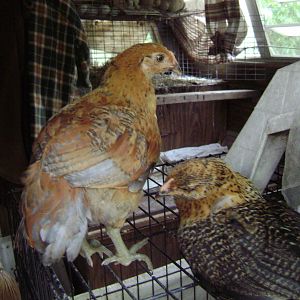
[256, 0, 300, 56]
[267, 29, 300, 56]
[258, 0, 300, 25]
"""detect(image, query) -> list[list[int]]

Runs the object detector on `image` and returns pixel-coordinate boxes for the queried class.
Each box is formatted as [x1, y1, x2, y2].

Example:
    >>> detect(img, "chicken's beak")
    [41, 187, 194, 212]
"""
[155, 178, 175, 199]
[171, 62, 182, 75]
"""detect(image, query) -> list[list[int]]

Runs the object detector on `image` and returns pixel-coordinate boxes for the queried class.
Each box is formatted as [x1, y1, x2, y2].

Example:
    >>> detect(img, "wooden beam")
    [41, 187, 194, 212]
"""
[157, 89, 259, 105]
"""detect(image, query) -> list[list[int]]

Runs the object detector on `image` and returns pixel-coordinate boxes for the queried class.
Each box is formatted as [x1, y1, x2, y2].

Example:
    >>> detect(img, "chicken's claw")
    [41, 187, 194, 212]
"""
[80, 239, 113, 267]
[102, 238, 153, 270]
[103, 227, 153, 270]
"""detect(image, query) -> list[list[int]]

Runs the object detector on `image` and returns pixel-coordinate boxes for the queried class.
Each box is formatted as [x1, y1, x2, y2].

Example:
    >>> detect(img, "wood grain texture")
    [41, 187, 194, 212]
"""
[157, 101, 227, 151]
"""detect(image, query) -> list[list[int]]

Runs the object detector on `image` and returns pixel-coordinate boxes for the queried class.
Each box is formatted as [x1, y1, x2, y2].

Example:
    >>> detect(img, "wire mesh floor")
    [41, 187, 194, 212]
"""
[4, 153, 284, 300]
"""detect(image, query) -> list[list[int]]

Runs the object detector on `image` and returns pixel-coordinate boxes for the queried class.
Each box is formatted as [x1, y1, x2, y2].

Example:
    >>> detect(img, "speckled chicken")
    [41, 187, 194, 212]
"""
[21, 43, 180, 269]
[160, 158, 300, 299]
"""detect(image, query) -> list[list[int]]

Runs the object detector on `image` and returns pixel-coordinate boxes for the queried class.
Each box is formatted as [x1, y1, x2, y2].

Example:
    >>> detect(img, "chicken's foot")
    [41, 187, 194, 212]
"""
[80, 239, 113, 267]
[102, 227, 153, 270]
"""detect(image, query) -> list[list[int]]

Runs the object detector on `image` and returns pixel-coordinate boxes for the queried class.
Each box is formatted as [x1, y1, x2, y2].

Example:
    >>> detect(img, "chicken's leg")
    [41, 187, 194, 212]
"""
[102, 227, 153, 270]
[80, 239, 113, 267]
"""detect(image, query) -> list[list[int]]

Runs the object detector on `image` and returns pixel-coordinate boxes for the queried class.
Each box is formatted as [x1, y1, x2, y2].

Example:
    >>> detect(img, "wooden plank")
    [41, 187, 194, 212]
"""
[157, 101, 227, 151]
[157, 89, 258, 105]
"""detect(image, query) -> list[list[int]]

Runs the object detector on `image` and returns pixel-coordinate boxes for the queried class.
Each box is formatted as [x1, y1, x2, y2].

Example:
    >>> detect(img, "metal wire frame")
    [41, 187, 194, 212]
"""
[82, 15, 270, 86]
[0, 158, 207, 299]
[1, 152, 285, 300]
[83, 160, 205, 300]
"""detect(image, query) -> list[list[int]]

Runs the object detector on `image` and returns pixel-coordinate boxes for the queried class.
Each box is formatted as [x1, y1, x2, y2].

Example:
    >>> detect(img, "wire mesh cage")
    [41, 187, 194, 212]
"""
[72, 0, 289, 89]
[3, 151, 285, 300]
[1, 1, 296, 299]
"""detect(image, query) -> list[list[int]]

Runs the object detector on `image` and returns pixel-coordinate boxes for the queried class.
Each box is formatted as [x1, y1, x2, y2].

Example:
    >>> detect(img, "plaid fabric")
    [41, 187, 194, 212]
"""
[205, 0, 241, 56]
[171, 1, 246, 64]
[170, 15, 216, 64]
[25, 0, 91, 144]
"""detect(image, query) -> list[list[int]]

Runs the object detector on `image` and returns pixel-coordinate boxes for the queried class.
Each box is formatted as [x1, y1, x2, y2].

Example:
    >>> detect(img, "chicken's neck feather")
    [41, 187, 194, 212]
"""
[99, 64, 157, 114]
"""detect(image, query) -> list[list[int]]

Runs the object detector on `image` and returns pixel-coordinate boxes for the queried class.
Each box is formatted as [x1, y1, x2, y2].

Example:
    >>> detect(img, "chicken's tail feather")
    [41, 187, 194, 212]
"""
[21, 161, 91, 265]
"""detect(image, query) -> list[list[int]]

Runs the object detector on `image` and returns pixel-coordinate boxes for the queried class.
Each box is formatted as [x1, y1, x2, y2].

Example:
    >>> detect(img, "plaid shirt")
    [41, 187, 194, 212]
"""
[25, 0, 91, 145]
[171, 0, 245, 64]
[205, 0, 241, 56]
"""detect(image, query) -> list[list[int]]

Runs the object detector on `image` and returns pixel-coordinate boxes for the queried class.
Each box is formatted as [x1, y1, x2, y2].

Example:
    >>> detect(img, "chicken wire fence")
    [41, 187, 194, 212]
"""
[82, 17, 269, 87]
[71, 0, 291, 88]
[1, 152, 285, 300]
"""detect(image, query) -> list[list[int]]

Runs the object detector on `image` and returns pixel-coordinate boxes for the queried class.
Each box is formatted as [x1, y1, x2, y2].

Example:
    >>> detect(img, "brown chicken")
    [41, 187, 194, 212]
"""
[21, 43, 180, 269]
[160, 158, 300, 299]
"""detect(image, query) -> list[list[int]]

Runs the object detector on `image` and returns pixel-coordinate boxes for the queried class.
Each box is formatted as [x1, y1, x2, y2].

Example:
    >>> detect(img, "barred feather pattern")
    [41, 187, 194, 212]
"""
[177, 198, 300, 300]
[160, 158, 300, 300]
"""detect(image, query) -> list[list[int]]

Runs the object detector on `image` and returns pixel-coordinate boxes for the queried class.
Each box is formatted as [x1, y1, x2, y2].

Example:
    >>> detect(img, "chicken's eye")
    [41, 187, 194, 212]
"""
[156, 54, 164, 62]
